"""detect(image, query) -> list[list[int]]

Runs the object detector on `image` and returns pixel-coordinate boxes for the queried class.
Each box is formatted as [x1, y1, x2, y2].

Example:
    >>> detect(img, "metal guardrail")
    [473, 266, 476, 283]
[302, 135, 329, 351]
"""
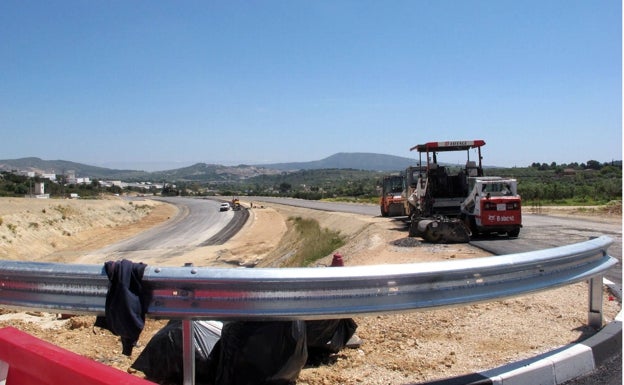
[0, 236, 617, 323]
[0, 236, 617, 385]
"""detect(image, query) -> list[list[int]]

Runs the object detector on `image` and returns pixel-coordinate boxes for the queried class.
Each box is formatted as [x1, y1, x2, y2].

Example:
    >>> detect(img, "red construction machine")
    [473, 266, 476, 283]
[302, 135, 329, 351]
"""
[404, 140, 522, 242]
[379, 174, 406, 217]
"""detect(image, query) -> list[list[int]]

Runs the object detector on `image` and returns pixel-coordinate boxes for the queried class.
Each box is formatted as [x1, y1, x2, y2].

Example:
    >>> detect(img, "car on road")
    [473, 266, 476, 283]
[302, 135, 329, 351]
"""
[219, 202, 231, 212]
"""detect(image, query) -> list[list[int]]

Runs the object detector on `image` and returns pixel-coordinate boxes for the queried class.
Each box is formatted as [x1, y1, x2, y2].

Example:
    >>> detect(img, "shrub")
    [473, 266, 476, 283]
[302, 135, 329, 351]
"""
[282, 216, 345, 267]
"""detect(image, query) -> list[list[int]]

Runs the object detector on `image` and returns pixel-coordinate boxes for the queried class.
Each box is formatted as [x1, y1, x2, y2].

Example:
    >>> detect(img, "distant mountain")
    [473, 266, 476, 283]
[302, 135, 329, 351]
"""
[148, 163, 282, 182]
[0, 157, 150, 180]
[259, 152, 414, 172]
[95, 160, 195, 173]
[0, 153, 415, 181]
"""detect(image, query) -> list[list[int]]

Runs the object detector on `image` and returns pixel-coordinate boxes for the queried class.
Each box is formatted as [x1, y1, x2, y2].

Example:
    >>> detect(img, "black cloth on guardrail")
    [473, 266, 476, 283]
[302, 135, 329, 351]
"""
[94, 259, 149, 356]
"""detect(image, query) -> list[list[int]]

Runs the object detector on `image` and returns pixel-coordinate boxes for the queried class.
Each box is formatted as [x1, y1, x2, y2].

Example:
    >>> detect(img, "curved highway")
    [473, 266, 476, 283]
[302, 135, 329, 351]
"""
[248, 196, 622, 287]
[471, 213, 622, 286]
[90, 195, 621, 286]
[83, 197, 245, 263]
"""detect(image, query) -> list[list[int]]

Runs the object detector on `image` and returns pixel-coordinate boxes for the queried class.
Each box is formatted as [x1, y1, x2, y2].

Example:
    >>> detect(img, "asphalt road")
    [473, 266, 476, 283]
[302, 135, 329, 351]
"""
[89, 196, 240, 262]
[250, 196, 622, 287]
[471, 214, 622, 287]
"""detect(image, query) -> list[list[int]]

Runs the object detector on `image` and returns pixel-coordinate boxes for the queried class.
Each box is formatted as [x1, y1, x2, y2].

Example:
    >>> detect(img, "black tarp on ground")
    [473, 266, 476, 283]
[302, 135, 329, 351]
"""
[132, 318, 356, 384]
[131, 320, 222, 385]
[208, 321, 308, 385]
[305, 319, 358, 365]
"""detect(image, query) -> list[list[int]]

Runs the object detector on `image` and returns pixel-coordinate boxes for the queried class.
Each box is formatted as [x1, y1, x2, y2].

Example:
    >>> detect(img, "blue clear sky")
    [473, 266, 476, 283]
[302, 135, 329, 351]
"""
[1, 1, 621, 171]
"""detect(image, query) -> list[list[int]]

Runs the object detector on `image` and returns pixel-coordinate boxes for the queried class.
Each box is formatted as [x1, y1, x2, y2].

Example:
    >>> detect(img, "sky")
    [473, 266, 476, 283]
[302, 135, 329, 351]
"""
[1, 1, 621, 171]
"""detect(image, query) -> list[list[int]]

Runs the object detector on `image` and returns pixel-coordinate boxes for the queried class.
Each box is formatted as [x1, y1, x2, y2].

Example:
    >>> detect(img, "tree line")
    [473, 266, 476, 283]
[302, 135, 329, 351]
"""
[0, 159, 621, 206]
[0, 172, 111, 198]
[489, 161, 621, 205]
[224, 161, 622, 205]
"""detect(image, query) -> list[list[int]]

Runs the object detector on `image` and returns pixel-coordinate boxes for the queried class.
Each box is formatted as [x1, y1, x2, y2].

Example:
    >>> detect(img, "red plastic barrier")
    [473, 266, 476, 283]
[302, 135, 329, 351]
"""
[0, 327, 155, 385]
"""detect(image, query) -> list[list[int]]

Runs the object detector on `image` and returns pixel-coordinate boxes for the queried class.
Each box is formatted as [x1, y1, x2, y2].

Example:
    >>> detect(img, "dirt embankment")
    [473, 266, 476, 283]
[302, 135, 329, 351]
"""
[0, 197, 620, 385]
[0, 197, 177, 263]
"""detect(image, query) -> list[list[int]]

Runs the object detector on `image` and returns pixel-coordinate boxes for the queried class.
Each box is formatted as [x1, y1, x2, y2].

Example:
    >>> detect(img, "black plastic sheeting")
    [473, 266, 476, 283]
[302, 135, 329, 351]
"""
[132, 320, 221, 384]
[209, 321, 307, 385]
[132, 319, 357, 385]
[305, 319, 357, 364]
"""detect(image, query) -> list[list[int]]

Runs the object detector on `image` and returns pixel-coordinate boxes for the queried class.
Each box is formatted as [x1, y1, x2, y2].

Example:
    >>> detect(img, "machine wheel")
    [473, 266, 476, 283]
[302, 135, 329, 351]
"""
[508, 228, 520, 237]
[424, 226, 442, 242]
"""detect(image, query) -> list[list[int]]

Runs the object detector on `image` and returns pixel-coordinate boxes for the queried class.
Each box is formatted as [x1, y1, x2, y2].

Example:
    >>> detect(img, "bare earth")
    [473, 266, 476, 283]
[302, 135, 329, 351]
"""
[0, 197, 620, 385]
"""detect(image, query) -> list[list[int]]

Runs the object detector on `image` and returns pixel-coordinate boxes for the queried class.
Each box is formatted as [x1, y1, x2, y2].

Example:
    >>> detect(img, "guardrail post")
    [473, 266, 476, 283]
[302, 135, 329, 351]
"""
[588, 277, 604, 329]
[182, 320, 195, 385]
[0, 359, 8, 385]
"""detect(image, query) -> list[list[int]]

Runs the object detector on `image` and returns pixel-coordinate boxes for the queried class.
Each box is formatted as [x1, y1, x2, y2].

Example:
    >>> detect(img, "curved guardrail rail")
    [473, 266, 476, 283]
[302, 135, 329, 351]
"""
[0, 236, 617, 323]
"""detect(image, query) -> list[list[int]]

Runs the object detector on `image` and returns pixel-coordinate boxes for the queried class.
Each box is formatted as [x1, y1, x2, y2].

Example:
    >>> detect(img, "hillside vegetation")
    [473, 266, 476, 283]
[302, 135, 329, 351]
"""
[207, 162, 622, 206]
[0, 157, 621, 206]
[0, 153, 413, 181]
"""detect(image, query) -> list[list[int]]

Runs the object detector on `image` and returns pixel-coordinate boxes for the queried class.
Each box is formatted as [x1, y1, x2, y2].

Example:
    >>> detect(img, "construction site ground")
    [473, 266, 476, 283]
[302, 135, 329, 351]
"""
[0, 197, 620, 385]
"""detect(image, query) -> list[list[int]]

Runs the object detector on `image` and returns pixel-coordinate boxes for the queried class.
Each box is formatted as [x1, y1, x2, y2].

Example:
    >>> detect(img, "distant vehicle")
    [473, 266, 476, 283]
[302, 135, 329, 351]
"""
[219, 202, 231, 212]
[379, 174, 406, 217]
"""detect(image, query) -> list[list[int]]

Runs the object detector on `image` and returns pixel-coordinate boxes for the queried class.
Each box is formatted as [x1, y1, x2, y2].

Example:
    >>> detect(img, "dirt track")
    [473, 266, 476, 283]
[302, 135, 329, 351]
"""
[0, 197, 620, 384]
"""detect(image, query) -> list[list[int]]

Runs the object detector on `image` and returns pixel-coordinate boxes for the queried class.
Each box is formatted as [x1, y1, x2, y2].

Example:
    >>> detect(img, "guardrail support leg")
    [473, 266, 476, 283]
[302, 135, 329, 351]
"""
[182, 320, 195, 385]
[588, 277, 604, 329]
[0, 359, 8, 385]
